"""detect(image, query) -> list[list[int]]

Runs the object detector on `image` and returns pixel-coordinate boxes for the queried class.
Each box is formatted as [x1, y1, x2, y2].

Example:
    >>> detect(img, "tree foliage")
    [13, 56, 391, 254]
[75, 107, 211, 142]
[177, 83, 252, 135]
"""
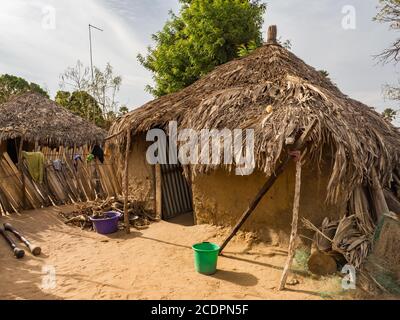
[382, 107, 398, 122]
[55, 90, 105, 128]
[138, 0, 267, 97]
[0, 74, 49, 104]
[59, 60, 122, 120]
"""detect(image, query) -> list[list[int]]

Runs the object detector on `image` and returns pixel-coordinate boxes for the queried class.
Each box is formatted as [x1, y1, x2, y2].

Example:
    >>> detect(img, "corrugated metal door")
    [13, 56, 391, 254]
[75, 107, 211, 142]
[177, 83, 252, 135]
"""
[161, 164, 193, 220]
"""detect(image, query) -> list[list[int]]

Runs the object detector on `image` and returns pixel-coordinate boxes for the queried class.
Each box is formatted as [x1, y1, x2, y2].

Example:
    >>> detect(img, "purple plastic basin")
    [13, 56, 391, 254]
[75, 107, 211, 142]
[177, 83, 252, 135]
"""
[90, 212, 122, 235]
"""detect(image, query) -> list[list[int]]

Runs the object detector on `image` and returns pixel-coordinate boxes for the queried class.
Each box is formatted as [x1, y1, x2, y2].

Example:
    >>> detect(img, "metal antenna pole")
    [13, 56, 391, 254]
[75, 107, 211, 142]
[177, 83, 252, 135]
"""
[88, 24, 103, 124]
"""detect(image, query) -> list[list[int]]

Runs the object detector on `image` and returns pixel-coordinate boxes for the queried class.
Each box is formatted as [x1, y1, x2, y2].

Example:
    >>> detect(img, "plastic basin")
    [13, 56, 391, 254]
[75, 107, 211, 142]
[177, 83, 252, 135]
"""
[192, 242, 220, 275]
[90, 211, 121, 235]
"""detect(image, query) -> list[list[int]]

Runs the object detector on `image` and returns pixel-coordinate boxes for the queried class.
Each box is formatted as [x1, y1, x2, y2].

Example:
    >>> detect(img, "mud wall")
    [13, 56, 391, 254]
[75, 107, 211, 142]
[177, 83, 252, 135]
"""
[192, 160, 346, 245]
[128, 134, 155, 211]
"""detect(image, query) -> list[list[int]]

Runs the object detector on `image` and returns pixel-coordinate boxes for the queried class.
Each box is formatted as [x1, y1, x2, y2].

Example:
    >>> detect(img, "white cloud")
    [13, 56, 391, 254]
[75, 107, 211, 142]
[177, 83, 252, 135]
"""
[0, 0, 153, 108]
[0, 0, 398, 114]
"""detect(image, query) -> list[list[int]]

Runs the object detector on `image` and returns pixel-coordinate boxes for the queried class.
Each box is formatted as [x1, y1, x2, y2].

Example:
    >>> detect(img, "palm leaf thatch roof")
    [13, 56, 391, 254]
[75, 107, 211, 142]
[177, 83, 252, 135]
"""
[0, 92, 106, 147]
[109, 29, 400, 203]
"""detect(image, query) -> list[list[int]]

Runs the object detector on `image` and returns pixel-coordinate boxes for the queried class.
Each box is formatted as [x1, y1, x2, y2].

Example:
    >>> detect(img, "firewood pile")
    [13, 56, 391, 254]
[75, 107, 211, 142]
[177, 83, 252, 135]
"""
[58, 197, 157, 231]
[302, 182, 400, 285]
[303, 215, 373, 271]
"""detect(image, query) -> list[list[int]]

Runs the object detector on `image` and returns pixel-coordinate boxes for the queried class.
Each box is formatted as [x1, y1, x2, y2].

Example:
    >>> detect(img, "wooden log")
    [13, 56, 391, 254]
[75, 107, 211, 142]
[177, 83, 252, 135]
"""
[307, 251, 337, 276]
[123, 130, 132, 234]
[279, 157, 302, 290]
[155, 164, 162, 220]
[219, 119, 317, 254]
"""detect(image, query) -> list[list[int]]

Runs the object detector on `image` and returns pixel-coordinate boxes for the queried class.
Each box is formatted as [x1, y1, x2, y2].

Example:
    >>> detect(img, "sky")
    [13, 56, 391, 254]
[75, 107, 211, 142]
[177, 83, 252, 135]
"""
[0, 0, 398, 115]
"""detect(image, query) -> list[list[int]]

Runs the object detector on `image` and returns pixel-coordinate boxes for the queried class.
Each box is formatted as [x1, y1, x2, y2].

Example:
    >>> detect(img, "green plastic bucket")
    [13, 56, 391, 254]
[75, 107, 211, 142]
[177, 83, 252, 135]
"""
[192, 242, 220, 275]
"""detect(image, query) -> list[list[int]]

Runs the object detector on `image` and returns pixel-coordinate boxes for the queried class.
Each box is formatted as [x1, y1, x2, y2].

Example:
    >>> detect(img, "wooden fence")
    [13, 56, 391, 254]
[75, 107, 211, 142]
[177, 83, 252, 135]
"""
[0, 145, 121, 215]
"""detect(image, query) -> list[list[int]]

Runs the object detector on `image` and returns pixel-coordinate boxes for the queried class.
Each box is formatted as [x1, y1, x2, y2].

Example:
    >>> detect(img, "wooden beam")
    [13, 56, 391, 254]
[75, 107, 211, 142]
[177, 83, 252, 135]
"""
[279, 157, 302, 290]
[155, 164, 162, 220]
[219, 119, 317, 254]
[18, 136, 27, 209]
[123, 130, 132, 234]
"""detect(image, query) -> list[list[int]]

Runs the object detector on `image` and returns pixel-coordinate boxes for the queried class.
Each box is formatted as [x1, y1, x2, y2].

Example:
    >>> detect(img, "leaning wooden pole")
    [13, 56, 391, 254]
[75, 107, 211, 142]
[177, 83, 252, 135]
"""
[123, 130, 132, 234]
[219, 119, 317, 255]
[18, 136, 27, 209]
[279, 154, 302, 291]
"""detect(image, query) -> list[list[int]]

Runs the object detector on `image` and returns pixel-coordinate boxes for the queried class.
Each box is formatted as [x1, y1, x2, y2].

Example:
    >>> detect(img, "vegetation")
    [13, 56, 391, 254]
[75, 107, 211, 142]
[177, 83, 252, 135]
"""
[375, 0, 400, 63]
[55, 91, 105, 128]
[59, 60, 123, 129]
[382, 107, 398, 122]
[375, 0, 400, 122]
[0, 74, 49, 104]
[138, 0, 267, 97]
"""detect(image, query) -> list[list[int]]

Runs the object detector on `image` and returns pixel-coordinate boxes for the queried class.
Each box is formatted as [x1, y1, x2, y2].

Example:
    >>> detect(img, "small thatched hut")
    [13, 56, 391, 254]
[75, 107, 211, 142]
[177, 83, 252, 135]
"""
[0, 92, 105, 154]
[0, 92, 120, 215]
[108, 27, 400, 253]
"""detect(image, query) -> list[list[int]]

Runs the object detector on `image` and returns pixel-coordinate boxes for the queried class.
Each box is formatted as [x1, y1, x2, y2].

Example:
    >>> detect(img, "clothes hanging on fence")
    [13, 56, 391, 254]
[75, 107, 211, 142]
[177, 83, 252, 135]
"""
[91, 145, 104, 163]
[73, 154, 82, 172]
[53, 159, 62, 171]
[22, 151, 44, 183]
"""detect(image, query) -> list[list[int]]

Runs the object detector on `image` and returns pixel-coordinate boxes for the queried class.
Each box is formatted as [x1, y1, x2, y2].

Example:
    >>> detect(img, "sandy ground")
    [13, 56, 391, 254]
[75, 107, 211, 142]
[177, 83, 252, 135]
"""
[0, 206, 351, 300]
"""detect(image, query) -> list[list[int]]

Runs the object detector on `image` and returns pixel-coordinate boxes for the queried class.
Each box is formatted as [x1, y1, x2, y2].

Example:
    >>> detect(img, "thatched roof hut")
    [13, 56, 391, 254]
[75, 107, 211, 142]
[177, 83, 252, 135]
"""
[0, 92, 106, 147]
[108, 27, 400, 273]
[109, 29, 400, 205]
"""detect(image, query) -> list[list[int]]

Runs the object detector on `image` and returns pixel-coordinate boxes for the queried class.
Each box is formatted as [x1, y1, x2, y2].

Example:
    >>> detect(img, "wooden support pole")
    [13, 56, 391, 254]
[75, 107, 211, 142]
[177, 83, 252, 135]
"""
[155, 164, 162, 220]
[219, 119, 317, 255]
[279, 156, 302, 291]
[18, 136, 27, 209]
[123, 130, 132, 234]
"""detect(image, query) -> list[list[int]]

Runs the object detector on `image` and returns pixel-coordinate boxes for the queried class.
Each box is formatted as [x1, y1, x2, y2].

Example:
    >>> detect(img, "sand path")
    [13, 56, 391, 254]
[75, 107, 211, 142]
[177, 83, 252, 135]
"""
[0, 206, 346, 300]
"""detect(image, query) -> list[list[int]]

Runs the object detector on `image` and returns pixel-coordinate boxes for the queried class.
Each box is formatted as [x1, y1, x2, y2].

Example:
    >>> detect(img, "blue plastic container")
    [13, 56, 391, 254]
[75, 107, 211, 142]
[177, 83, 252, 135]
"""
[90, 212, 121, 235]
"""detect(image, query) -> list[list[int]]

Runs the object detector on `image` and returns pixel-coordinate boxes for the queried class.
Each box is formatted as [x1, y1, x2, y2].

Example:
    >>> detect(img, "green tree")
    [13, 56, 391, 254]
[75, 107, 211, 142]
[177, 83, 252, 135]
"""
[59, 60, 122, 120]
[119, 105, 129, 115]
[55, 90, 105, 128]
[0, 74, 49, 104]
[382, 108, 398, 122]
[138, 0, 267, 97]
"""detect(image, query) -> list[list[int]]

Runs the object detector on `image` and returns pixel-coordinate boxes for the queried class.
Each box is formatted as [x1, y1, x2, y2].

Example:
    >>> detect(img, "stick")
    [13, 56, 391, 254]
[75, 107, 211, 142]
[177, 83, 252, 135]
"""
[0, 225, 25, 259]
[18, 136, 27, 209]
[219, 119, 317, 254]
[123, 130, 132, 234]
[4, 223, 41, 256]
[279, 157, 302, 290]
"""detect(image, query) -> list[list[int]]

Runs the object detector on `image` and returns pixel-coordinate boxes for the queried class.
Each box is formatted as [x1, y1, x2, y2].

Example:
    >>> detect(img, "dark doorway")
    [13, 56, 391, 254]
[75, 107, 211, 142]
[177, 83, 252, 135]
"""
[161, 163, 193, 220]
[7, 139, 19, 163]
[6, 138, 33, 164]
